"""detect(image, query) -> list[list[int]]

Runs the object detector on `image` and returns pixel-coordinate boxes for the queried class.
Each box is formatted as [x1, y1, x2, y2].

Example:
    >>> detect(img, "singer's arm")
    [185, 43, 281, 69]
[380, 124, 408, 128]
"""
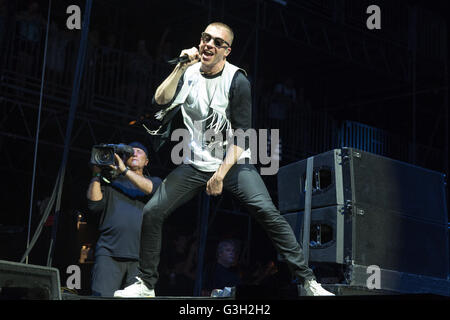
[155, 47, 199, 105]
[154, 64, 186, 105]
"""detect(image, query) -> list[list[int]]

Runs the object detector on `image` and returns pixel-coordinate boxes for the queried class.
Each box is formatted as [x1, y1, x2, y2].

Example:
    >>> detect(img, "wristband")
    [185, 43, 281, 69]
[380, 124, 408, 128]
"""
[92, 172, 101, 178]
[121, 167, 129, 176]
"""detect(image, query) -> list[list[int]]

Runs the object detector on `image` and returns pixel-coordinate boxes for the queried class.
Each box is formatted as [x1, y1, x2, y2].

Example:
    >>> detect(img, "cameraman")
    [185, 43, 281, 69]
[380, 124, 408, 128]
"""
[86, 142, 162, 297]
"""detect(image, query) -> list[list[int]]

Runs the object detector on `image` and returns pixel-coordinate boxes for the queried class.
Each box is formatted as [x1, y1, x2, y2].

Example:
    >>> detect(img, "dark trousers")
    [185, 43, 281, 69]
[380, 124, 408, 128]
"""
[138, 163, 315, 289]
[91, 255, 139, 296]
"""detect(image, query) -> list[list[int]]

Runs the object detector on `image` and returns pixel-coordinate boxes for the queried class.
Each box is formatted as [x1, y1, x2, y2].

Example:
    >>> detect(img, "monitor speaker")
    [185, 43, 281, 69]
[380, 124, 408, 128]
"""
[0, 260, 61, 300]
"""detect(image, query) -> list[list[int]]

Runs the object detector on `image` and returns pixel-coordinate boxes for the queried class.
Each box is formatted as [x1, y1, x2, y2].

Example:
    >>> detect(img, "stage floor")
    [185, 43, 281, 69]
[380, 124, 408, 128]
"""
[60, 284, 450, 300]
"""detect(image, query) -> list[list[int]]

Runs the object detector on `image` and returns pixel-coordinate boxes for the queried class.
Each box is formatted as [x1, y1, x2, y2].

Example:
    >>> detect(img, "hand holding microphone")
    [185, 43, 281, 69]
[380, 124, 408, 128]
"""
[167, 47, 200, 67]
[155, 47, 201, 105]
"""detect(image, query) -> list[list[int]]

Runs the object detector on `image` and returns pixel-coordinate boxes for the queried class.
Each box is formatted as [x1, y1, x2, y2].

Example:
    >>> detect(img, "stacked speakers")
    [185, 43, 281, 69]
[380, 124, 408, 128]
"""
[278, 148, 450, 295]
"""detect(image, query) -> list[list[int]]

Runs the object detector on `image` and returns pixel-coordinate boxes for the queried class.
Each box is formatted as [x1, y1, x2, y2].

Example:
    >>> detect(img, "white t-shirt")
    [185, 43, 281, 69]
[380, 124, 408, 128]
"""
[181, 75, 225, 171]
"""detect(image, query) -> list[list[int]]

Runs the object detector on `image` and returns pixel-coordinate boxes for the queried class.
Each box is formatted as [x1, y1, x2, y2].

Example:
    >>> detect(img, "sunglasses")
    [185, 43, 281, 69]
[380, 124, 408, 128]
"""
[201, 32, 231, 48]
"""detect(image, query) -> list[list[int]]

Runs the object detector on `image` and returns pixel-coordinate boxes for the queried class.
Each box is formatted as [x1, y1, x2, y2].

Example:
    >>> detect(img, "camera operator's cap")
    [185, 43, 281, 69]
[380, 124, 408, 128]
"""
[128, 142, 148, 158]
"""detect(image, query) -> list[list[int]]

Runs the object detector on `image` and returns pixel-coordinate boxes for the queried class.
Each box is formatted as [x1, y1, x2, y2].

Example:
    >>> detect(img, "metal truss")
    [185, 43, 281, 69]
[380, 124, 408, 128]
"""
[183, 0, 447, 171]
[0, 0, 447, 175]
[0, 95, 172, 179]
[183, 0, 445, 80]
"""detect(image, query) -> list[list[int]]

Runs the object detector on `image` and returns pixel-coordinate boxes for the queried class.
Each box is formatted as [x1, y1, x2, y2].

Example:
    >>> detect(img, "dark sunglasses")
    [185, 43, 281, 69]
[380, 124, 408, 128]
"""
[201, 32, 230, 48]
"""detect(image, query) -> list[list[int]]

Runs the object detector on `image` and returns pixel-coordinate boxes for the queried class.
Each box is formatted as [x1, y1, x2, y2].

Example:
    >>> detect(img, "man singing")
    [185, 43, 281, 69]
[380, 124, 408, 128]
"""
[114, 22, 334, 297]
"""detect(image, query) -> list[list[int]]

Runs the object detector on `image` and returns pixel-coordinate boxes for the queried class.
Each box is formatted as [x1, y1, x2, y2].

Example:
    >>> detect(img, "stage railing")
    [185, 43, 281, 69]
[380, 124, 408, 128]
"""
[338, 120, 389, 155]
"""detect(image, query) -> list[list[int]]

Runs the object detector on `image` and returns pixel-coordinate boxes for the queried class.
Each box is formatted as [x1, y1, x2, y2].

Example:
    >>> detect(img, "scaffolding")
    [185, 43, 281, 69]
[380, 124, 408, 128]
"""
[0, 0, 447, 295]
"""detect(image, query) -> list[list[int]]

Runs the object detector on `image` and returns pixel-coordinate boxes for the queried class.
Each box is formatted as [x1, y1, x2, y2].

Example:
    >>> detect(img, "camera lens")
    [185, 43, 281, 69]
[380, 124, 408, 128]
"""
[94, 149, 113, 165]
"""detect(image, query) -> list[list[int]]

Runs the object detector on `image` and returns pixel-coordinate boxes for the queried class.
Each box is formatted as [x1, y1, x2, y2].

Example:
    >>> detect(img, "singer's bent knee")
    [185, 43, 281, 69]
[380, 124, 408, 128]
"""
[143, 198, 169, 222]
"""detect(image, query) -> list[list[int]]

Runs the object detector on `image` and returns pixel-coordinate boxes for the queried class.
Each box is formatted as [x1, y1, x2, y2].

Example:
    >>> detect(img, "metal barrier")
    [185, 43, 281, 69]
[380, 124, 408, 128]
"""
[338, 120, 444, 171]
[338, 120, 388, 155]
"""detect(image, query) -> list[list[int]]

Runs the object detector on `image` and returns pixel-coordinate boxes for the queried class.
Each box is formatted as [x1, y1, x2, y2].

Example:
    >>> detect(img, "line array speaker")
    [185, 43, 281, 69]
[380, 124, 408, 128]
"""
[278, 148, 447, 226]
[278, 148, 449, 286]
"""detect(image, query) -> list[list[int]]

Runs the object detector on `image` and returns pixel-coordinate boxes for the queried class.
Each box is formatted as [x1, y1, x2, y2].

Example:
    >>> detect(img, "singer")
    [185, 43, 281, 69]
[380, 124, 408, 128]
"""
[114, 22, 334, 297]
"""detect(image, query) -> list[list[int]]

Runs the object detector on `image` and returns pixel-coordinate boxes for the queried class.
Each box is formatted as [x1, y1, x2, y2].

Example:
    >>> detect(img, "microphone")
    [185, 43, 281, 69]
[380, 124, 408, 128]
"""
[167, 55, 198, 65]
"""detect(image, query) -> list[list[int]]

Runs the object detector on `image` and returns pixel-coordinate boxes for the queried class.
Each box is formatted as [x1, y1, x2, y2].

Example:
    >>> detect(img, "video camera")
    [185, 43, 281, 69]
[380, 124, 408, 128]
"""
[90, 143, 134, 166]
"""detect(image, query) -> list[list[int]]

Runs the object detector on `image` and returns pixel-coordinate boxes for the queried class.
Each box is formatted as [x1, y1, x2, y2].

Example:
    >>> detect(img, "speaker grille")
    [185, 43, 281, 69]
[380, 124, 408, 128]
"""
[0, 260, 61, 300]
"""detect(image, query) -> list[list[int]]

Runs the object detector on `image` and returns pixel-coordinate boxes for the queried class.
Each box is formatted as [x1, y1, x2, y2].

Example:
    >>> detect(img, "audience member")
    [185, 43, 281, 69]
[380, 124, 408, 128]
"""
[202, 239, 242, 296]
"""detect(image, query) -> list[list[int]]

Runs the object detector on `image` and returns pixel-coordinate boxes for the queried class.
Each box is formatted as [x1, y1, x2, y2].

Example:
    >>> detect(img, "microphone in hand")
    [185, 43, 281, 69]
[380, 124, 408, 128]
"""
[167, 54, 198, 65]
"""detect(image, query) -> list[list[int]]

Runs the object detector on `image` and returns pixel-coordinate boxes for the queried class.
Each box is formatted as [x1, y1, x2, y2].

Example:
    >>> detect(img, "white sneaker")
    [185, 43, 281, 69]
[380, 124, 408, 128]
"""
[304, 279, 335, 296]
[113, 277, 155, 298]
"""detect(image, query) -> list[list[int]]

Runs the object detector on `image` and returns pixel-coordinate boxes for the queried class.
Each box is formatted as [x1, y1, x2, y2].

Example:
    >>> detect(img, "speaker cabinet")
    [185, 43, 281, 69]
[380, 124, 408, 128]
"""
[278, 148, 448, 226]
[278, 148, 449, 282]
[0, 260, 61, 300]
[283, 206, 449, 279]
